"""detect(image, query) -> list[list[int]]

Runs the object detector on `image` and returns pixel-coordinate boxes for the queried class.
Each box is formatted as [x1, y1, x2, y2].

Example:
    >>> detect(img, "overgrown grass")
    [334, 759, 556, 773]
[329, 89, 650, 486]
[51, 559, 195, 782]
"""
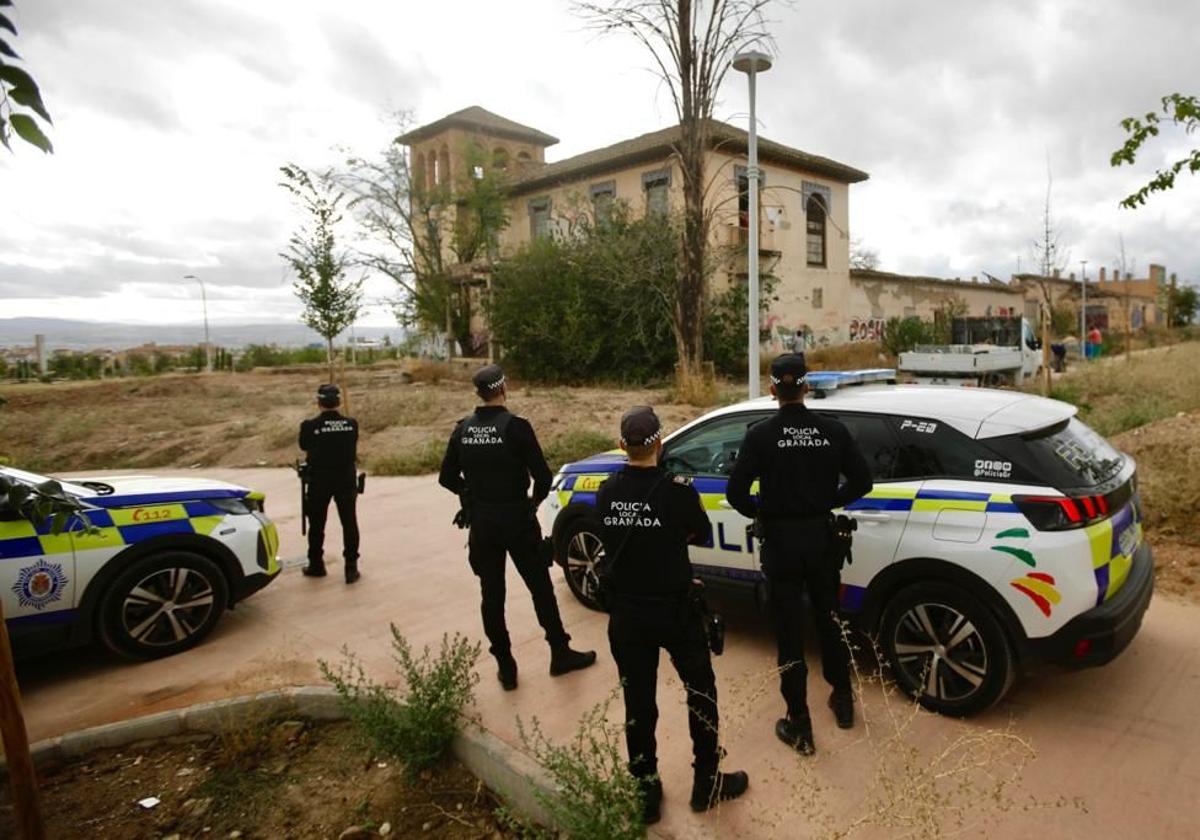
[319, 627, 481, 779]
[1030, 341, 1200, 436]
[805, 341, 894, 371]
[369, 438, 446, 476]
[356, 391, 438, 433]
[543, 429, 616, 471]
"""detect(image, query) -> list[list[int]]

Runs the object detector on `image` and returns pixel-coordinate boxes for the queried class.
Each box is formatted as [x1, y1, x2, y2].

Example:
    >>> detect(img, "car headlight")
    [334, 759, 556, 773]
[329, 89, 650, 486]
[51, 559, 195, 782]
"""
[550, 473, 565, 491]
[209, 496, 261, 516]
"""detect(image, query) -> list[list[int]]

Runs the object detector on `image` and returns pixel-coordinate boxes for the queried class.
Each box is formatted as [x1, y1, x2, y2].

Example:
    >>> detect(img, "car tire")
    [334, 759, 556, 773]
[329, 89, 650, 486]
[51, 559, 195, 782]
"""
[879, 582, 1015, 717]
[556, 517, 608, 612]
[98, 551, 229, 659]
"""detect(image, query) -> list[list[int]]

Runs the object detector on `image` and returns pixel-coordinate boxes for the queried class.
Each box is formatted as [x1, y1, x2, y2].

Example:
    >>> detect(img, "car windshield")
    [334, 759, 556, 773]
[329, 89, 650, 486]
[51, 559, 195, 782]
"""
[0, 466, 93, 498]
[985, 417, 1126, 490]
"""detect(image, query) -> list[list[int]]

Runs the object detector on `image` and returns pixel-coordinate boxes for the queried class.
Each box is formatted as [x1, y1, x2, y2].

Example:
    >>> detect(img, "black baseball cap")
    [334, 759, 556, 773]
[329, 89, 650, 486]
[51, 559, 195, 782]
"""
[769, 353, 808, 387]
[472, 364, 506, 394]
[620, 405, 662, 447]
[317, 384, 341, 404]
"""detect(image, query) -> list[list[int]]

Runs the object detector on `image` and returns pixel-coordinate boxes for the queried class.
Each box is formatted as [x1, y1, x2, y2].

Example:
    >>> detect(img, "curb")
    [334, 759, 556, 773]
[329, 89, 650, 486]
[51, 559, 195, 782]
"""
[1, 686, 667, 838]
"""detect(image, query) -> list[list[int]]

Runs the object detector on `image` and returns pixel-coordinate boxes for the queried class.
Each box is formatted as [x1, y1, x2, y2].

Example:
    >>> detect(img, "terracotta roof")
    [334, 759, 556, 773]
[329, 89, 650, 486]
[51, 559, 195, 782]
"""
[510, 119, 868, 196]
[851, 268, 1024, 295]
[397, 106, 559, 147]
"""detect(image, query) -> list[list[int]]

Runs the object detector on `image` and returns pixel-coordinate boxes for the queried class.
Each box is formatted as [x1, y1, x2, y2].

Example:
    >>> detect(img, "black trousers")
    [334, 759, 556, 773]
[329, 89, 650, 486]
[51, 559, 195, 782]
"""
[761, 517, 850, 722]
[306, 476, 360, 569]
[468, 514, 569, 658]
[608, 594, 720, 779]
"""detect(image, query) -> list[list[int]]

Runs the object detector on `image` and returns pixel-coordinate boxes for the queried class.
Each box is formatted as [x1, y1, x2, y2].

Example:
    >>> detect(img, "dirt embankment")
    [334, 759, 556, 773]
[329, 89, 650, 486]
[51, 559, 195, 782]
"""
[1112, 411, 1200, 604]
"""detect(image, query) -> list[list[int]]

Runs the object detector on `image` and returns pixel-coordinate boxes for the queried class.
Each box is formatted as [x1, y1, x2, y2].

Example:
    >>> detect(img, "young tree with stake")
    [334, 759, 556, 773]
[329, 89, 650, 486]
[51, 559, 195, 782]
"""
[279, 163, 364, 383]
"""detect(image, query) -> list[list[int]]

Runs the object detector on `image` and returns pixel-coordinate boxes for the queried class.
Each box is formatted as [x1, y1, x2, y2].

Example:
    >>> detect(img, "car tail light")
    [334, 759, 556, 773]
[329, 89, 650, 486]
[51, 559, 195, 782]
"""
[1013, 493, 1112, 531]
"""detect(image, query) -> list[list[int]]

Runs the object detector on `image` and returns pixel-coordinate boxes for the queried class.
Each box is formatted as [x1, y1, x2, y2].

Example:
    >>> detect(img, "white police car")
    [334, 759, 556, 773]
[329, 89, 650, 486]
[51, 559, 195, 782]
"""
[540, 370, 1154, 716]
[1, 465, 281, 660]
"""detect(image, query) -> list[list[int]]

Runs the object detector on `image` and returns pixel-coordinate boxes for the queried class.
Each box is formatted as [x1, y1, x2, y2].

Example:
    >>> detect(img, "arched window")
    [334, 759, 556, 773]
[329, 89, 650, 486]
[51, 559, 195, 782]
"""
[492, 147, 510, 171]
[516, 150, 532, 167]
[413, 152, 426, 191]
[806, 194, 827, 268]
[438, 145, 451, 186]
[427, 152, 437, 190]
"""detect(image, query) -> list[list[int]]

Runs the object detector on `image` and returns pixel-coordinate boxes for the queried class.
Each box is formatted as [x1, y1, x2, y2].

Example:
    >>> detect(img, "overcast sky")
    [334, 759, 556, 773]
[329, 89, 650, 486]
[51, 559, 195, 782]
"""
[1, 0, 1197, 327]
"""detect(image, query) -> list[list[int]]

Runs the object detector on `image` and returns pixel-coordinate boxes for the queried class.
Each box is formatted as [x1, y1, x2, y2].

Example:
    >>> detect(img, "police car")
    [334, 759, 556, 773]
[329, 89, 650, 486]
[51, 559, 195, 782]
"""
[540, 370, 1155, 716]
[1, 465, 281, 660]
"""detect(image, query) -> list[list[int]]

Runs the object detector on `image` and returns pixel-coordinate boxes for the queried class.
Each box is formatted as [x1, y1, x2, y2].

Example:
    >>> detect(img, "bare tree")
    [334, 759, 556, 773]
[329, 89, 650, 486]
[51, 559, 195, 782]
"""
[575, 0, 773, 377]
[1116, 234, 1135, 361]
[850, 238, 880, 271]
[1030, 165, 1070, 392]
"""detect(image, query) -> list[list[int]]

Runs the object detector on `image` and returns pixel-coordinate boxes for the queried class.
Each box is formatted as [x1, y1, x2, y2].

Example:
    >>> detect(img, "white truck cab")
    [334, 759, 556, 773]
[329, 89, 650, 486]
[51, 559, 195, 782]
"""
[899, 316, 1042, 387]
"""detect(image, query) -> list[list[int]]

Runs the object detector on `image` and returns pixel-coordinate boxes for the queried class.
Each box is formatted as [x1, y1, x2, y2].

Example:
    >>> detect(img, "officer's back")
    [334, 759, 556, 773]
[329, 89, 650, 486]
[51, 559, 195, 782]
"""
[299, 402, 358, 479]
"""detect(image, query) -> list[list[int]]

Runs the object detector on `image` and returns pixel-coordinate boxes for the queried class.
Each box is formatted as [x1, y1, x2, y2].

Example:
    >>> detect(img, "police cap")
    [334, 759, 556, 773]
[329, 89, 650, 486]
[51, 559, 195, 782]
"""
[769, 353, 808, 387]
[472, 364, 506, 395]
[316, 383, 341, 406]
[620, 405, 662, 448]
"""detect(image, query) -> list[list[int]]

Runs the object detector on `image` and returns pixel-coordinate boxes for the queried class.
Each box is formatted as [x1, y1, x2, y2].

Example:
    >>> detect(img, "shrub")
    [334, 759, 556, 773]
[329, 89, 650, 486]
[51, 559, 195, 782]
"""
[319, 627, 481, 778]
[881, 316, 933, 357]
[505, 693, 645, 840]
[543, 429, 616, 471]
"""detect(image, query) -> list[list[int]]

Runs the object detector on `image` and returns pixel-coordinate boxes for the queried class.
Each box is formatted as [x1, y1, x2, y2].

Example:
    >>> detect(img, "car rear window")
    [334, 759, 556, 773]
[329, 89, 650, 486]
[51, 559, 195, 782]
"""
[984, 417, 1125, 490]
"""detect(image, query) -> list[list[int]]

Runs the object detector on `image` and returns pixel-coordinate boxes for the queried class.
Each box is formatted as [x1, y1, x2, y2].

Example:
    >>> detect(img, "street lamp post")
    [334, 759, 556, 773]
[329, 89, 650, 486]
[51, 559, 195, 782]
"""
[733, 49, 773, 399]
[183, 274, 212, 373]
[1079, 260, 1088, 362]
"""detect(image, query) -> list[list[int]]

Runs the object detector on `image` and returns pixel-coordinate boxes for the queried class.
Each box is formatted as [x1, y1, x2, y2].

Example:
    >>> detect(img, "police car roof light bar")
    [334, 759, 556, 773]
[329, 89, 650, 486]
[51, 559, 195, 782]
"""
[805, 368, 899, 395]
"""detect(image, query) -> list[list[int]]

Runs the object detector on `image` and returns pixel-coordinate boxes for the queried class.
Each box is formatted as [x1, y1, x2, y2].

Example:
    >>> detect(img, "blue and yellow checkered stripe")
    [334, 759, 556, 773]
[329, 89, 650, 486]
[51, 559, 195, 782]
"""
[0, 500, 233, 561]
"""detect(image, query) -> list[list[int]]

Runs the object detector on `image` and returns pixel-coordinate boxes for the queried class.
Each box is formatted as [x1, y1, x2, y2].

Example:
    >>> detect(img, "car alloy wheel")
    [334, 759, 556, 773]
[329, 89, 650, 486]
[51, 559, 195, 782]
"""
[560, 520, 606, 610]
[121, 566, 217, 648]
[891, 602, 988, 704]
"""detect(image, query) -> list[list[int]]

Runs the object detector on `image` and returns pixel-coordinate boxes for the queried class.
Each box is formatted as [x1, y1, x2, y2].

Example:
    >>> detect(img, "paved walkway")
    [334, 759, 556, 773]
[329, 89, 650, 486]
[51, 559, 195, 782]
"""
[16, 468, 1200, 838]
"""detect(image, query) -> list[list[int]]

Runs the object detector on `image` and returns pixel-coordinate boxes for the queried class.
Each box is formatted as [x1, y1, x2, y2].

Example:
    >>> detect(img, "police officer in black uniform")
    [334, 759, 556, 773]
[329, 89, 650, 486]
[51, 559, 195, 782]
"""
[597, 406, 749, 824]
[298, 384, 361, 584]
[726, 354, 872, 754]
[438, 364, 596, 691]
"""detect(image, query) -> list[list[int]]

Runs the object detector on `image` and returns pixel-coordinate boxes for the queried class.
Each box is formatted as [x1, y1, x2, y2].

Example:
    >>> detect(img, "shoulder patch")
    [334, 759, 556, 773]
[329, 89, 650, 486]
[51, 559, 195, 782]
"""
[672, 474, 693, 486]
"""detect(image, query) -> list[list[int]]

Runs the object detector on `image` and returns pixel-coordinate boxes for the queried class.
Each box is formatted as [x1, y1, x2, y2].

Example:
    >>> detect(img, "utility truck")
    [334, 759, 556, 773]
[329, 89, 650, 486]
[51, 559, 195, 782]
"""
[899, 316, 1042, 386]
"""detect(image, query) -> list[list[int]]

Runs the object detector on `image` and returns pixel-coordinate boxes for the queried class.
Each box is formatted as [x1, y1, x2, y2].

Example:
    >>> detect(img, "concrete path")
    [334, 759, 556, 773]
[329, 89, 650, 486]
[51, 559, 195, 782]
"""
[16, 468, 1200, 838]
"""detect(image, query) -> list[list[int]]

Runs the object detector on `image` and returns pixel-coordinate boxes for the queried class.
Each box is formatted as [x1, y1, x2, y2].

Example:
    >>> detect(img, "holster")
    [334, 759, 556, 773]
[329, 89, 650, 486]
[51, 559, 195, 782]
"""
[689, 580, 725, 656]
[829, 513, 857, 568]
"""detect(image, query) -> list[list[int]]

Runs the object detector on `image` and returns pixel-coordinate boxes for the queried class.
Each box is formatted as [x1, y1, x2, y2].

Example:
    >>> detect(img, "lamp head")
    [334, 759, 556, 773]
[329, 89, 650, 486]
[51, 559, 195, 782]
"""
[733, 50, 773, 74]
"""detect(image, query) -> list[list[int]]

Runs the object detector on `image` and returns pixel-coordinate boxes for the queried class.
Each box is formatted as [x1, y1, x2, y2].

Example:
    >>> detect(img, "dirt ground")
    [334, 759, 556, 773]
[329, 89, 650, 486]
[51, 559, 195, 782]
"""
[0, 719, 514, 840]
[0, 364, 717, 475]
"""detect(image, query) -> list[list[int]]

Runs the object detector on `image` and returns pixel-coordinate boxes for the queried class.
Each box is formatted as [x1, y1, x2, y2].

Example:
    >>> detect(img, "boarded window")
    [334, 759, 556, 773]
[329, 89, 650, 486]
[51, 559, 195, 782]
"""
[590, 180, 616, 224]
[529, 197, 551, 240]
[812, 287, 823, 309]
[643, 169, 671, 217]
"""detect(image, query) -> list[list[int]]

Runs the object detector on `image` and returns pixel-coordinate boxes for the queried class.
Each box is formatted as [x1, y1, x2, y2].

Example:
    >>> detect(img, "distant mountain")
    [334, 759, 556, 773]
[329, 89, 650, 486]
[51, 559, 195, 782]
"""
[0, 318, 403, 351]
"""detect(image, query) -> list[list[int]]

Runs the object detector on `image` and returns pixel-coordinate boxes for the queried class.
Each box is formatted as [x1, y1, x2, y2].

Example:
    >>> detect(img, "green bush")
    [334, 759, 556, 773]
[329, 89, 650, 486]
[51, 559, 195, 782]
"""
[704, 274, 778, 376]
[505, 693, 645, 840]
[319, 627, 481, 778]
[488, 214, 678, 383]
[881, 316, 933, 356]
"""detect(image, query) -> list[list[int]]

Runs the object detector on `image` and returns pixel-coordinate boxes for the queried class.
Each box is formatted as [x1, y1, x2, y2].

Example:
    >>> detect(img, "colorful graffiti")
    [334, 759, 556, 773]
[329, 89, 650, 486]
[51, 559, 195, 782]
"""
[848, 317, 885, 342]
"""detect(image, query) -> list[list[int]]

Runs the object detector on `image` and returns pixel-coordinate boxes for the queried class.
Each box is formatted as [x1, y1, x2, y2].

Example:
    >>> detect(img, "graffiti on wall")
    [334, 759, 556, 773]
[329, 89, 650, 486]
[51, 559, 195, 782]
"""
[848, 317, 886, 342]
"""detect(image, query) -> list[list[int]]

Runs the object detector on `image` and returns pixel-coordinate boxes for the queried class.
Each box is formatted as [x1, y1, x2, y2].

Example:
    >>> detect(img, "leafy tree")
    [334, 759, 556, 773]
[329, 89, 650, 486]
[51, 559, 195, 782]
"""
[0, 1, 53, 153]
[489, 210, 679, 382]
[1170, 283, 1198, 327]
[705, 271, 777, 375]
[1111, 94, 1200, 209]
[279, 163, 364, 380]
[576, 0, 773, 376]
[881, 316, 931, 357]
[338, 117, 508, 358]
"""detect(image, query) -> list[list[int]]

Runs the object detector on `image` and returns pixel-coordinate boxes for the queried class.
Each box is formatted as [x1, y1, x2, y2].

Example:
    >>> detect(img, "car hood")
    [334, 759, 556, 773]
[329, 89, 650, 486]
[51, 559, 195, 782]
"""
[558, 450, 628, 475]
[64, 474, 250, 509]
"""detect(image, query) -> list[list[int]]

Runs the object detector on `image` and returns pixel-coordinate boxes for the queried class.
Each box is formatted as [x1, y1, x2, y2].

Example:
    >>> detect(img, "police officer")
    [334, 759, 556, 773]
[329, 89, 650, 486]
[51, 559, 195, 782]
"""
[438, 364, 596, 691]
[726, 354, 872, 754]
[597, 406, 749, 824]
[298, 383, 361, 584]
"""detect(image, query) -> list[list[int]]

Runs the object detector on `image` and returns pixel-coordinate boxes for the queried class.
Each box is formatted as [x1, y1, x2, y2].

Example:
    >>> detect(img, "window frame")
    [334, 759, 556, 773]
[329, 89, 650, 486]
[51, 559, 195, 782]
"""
[662, 410, 772, 478]
[642, 168, 672, 218]
[805, 193, 827, 268]
[528, 196, 552, 240]
[590, 180, 616, 224]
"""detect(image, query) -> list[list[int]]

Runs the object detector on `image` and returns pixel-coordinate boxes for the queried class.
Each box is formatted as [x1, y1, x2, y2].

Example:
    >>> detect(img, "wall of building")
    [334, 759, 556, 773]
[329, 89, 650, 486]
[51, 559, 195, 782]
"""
[845, 276, 1025, 344]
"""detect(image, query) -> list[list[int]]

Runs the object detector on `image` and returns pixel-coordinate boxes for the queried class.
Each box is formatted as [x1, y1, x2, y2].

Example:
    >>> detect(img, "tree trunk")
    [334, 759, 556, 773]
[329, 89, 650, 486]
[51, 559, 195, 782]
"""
[0, 600, 47, 840]
[674, 0, 708, 376]
[326, 337, 335, 384]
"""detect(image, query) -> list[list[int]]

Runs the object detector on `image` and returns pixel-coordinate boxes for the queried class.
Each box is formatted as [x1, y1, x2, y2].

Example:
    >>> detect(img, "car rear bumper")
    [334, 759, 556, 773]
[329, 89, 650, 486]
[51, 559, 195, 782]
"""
[1026, 540, 1155, 668]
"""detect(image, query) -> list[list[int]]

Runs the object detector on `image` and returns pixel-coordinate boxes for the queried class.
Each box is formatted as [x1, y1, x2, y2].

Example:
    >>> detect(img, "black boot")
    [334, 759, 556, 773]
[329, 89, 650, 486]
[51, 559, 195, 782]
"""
[496, 654, 518, 691]
[775, 716, 815, 756]
[302, 563, 327, 578]
[828, 689, 854, 729]
[344, 562, 360, 584]
[549, 645, 597, 676]
[689, 768, 749, 813]
[638, 777, 663, 825]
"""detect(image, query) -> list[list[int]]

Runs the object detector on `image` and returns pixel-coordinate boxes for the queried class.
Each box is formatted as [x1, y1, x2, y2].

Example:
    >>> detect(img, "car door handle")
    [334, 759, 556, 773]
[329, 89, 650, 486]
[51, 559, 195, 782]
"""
[849, 511, 891, 522]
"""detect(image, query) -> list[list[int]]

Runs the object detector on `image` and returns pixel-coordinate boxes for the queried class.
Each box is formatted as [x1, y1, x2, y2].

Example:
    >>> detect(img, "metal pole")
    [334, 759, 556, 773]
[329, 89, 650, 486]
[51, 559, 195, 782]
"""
[747, 65, 761, 399]
[200, 278, 212, 373]
[1080, 260, 1088, 362]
